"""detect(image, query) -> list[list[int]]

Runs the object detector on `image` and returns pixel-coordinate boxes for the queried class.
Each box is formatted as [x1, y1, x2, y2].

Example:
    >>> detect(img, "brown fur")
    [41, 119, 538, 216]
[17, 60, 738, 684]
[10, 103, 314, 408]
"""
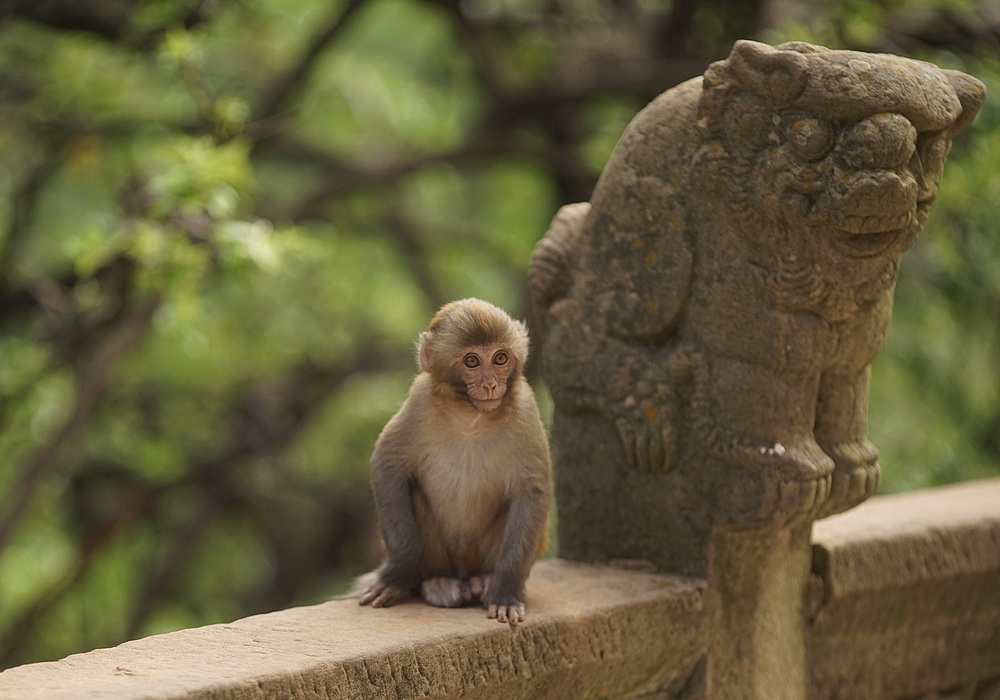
[358, 299, 552, 625]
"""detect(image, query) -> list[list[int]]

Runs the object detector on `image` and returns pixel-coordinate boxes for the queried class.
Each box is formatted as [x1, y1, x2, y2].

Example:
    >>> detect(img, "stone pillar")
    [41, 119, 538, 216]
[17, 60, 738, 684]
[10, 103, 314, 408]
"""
[529, 40, 985, 698]
[706, 525, 812, 699]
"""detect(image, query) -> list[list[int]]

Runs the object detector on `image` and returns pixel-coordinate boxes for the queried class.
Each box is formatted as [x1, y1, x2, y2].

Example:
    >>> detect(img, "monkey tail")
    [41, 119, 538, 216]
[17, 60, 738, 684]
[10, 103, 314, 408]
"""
[336, 570, 379, 600]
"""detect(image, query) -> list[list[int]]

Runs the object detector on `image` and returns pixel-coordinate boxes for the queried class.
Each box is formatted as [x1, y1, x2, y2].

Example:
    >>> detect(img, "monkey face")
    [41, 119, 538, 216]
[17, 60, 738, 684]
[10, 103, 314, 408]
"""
[417, 298, 529, 413]
[458, 347, 514, 412]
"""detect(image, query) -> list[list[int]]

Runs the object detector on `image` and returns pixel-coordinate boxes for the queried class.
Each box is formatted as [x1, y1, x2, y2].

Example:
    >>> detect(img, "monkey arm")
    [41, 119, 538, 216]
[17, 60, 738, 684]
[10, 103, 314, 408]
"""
[372, 453, 422, 581]
[359, 448, 423, 607]
[486, 480, 550, 624]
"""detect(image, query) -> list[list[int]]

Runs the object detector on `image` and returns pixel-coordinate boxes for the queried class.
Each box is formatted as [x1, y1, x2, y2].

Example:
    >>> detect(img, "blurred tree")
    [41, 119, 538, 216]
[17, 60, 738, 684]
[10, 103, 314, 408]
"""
[0, 0, 997, 668]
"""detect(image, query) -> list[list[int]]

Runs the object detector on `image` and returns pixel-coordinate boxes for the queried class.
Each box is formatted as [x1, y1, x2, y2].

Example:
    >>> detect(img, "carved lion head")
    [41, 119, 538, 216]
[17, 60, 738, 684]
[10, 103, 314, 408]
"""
[696, 41, 985, 258]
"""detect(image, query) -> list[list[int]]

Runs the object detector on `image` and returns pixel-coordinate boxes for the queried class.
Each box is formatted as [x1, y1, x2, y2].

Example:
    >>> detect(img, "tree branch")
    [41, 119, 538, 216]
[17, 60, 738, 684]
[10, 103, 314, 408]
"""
[0, 146, 65, 294]
[0, 0, 131, 41]
[123, 344, 411, 635]
[252, 0, 373, 128]
[288, 136, 516, 220]
[124, 496, 218, 641]
[0, 299, 159, 555]
[0, 472, 160, 668]
[0, 0, 211, 49]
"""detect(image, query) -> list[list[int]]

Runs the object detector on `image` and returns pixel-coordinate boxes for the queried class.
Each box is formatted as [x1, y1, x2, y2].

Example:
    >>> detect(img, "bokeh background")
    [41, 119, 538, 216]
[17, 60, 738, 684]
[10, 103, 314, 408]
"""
[1, 0, 997, 668]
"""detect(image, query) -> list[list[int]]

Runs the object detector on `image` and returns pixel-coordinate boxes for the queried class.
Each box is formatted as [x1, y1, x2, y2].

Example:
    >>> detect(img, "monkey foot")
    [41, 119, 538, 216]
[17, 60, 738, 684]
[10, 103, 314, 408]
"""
[419, 574, 495, 608]
[487, 598, 526, 626]
[358, 580, 411, 608]
[420, 578, 474, 608]
[469, 573, 492, 600]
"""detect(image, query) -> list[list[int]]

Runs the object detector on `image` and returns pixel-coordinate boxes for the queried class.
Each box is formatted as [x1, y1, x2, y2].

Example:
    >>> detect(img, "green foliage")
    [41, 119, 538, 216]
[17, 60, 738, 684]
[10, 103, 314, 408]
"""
[0, 0, 997, 669]
[871, 53, 1000, 492]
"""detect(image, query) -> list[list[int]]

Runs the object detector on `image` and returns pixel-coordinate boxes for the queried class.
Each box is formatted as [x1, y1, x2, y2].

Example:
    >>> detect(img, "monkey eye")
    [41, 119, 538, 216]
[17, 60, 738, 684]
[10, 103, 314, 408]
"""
[493, 351, 509, 366]
[463, 353, 481, 369]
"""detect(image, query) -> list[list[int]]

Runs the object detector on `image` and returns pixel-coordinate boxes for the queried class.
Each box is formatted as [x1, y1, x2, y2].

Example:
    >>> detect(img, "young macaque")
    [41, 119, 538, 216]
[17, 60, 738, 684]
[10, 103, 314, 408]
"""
[358, 298, 552, 626]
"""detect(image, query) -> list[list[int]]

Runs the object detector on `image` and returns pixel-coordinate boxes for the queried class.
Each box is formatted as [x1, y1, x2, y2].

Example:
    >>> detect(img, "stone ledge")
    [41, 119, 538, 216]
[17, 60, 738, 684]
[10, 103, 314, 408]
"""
[0, 560, 705, 700]
[4, 478, 999, 700]
[810, 477, 1000, 699]
[813, 477, 1000, 593]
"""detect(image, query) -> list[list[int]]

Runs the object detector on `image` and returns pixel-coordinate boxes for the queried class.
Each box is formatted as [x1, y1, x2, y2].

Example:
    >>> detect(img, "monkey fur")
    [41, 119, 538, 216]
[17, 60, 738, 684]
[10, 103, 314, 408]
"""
[358, 298, 552, 625]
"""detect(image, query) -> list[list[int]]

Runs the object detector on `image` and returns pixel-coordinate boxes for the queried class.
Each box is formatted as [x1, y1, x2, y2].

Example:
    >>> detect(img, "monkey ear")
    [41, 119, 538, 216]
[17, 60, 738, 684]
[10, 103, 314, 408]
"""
[514, 320, 530, 365]
[417, 331, 434, 373]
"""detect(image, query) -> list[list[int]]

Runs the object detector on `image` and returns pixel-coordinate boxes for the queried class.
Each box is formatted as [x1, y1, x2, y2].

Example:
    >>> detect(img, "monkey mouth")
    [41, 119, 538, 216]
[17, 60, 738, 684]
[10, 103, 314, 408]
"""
[470, 397, 504, 413]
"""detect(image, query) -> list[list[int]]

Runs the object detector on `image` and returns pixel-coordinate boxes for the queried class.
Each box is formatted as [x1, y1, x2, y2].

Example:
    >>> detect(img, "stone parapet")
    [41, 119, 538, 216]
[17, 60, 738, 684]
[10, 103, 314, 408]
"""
[811, 477, 1000, 699]
[1, 477, 997, 699]
[0, 560, 706, 700]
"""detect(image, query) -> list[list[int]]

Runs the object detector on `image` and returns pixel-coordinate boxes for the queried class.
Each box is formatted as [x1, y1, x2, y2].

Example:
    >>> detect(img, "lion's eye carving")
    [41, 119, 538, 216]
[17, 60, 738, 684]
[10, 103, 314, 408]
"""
[787, 118, 834, 161]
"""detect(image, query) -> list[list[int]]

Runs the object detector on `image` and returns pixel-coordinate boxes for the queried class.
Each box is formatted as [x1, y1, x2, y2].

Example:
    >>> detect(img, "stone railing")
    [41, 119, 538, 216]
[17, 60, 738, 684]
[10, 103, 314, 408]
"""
[0, 477, 997, 699]
[2, 40, 995, 699]
[523, 38, 991, 699]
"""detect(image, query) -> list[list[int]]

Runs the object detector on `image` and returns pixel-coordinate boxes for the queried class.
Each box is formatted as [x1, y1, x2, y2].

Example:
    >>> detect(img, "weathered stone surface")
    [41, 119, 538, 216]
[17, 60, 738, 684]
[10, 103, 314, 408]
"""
[705, 524, 813, 700]
[2, 480, 998, 699]
[811, 477, 1000, 699]
[0, 560, 705, 700]
[529, 40, 986, 577]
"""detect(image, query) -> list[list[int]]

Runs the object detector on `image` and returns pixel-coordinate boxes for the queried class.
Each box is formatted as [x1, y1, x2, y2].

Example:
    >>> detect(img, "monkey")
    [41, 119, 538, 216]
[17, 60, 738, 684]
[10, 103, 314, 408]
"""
[357, 298, 552, 626]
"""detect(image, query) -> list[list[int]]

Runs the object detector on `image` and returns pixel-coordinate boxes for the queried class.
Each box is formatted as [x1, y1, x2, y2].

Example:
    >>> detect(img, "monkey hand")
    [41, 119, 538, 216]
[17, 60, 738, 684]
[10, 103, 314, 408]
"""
[485, 591, 526, 626]
[358, 576, 411, 608]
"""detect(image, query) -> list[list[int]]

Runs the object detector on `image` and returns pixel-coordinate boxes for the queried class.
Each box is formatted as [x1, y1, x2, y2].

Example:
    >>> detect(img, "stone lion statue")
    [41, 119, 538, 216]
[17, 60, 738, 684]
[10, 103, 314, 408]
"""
[530, 40, 985, 574]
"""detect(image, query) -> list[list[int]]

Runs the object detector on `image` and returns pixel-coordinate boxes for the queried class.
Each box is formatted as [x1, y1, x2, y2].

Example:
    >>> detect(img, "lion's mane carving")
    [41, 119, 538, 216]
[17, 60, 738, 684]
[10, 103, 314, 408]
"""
[530, 40, 984, 573]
